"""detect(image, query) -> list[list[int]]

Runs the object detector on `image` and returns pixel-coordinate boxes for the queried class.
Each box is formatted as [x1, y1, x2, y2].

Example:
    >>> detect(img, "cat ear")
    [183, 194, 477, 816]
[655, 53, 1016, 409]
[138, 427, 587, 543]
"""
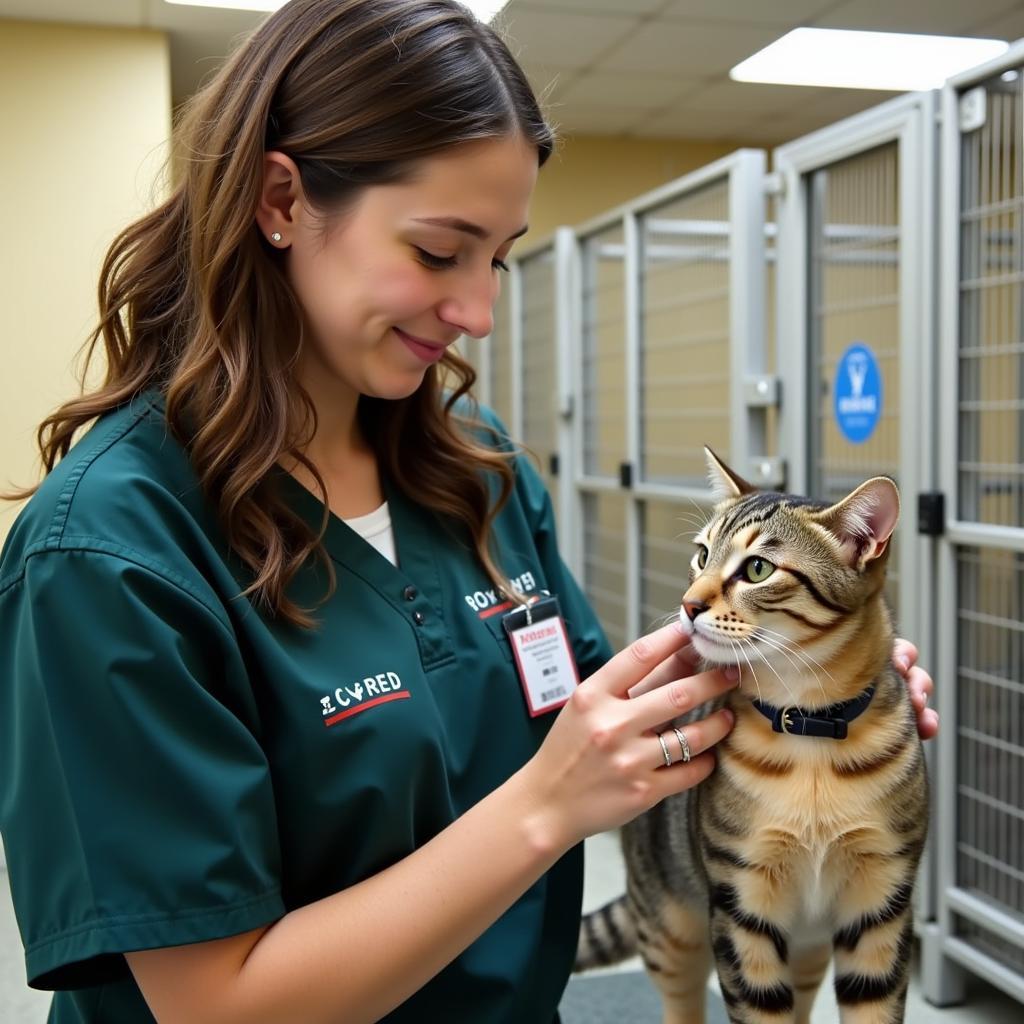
[704, 446, 756, 501]
[812, 477, 900, 568]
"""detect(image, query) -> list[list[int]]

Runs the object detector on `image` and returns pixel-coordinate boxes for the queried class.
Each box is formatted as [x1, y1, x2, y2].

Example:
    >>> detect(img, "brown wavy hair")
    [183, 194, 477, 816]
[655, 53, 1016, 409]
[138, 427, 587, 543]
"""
[8, 0, 554, 627]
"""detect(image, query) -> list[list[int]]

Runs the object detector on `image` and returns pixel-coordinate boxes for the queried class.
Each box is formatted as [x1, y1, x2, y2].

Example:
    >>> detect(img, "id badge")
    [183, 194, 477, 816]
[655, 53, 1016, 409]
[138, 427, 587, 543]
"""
[502, 594, 580, 716]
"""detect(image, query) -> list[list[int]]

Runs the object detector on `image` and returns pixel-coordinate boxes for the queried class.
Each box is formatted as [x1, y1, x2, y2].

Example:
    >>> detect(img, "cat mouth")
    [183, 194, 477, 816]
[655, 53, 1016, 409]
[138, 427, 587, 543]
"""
[686, 620, 744, 666]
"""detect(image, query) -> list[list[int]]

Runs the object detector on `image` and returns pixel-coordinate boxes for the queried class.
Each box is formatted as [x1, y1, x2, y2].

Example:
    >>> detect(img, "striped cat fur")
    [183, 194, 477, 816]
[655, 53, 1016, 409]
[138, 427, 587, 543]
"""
[576, 449, 928, 1024]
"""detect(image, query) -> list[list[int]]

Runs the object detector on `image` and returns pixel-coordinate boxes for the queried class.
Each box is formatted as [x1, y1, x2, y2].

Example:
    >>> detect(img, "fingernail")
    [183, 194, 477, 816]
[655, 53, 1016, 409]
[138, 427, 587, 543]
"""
[723, 666, 740, 681]
[897, 656, 910, 672]
[722, 708, 735, 726]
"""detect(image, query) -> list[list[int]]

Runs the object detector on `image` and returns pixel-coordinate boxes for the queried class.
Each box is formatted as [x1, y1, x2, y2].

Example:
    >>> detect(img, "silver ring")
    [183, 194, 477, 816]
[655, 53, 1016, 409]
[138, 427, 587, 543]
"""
[673, 727, 691, 763]
[657, 731, 672, 768]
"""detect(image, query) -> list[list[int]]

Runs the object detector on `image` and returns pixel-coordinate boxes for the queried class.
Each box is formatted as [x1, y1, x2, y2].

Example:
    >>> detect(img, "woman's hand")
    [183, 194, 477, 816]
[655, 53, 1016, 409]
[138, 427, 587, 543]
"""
[519, 621, 736, 851]
[893, 638, 938, 739]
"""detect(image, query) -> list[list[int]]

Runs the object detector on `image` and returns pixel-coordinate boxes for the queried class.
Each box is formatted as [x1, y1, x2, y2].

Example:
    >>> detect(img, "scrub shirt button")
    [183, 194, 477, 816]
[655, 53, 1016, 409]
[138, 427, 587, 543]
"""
[403, 585, 418, 601]
[413, 611, 425, 626]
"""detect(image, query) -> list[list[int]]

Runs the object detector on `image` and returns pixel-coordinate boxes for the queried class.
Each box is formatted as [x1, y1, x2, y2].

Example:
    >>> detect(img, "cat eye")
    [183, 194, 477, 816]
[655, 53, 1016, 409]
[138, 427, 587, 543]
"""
[743, 557, 775, 583]
[696, 545, 709, 570]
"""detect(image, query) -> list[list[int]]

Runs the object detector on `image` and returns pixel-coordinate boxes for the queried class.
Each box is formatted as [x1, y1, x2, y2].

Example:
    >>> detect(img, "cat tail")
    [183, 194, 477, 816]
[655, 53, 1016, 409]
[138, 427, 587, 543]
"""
[574, 895, 638, 972]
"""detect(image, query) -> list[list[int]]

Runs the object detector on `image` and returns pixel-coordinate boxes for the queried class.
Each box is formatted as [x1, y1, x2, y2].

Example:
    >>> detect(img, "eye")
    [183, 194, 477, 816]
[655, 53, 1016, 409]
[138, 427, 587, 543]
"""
[743, 557, 775, 583]
[415, 247, 457, 270]
[696, 545, 708, 570]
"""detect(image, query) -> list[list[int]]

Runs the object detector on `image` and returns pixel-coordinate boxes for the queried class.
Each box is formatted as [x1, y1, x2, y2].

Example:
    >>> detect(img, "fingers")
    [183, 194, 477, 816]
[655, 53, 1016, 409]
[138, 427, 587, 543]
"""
[892, 638, 919, 675]
[590, 620, 691, 696]
[918, 707, 940, 740]
[630, 668, 738, 733]
[654, 709, 734, 769]
[906, 666, 934, 706]
[626, 643, 704, 699]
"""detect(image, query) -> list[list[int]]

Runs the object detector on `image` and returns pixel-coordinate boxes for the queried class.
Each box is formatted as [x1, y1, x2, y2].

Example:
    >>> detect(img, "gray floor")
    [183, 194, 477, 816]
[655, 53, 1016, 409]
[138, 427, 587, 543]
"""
[2, 836, 1023, 1023]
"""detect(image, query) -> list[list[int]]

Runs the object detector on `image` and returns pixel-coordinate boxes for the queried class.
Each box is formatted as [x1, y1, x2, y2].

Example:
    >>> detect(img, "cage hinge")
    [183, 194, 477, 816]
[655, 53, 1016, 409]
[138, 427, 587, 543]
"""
[619, 462, 634, 489]
[549, 453, 560, 478]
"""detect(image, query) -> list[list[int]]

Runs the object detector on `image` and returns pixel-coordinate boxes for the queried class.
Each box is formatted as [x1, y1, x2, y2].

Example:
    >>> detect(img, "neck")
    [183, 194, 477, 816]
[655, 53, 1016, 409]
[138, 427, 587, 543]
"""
[292, 356, 366, 473]
[736, 595, 892, 711]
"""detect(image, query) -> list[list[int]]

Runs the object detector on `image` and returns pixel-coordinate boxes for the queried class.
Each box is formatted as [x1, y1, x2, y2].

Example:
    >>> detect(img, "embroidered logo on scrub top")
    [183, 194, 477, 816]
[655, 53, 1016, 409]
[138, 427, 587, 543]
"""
[319, 671, 408, 727]
[463, 569, 538, 620]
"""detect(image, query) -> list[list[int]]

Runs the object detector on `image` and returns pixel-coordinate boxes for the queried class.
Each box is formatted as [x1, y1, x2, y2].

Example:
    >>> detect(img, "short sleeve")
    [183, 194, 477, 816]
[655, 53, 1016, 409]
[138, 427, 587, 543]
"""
[0, 548, 285, 991]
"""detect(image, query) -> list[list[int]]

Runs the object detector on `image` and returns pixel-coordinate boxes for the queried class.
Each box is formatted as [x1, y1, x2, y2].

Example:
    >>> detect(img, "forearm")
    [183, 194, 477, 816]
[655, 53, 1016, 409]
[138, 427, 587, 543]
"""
[130, 764, 569, 1024]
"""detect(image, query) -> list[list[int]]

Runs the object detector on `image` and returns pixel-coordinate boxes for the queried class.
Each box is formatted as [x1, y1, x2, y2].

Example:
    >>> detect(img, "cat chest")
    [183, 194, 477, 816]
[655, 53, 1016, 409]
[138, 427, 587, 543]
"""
[716, 743, 897, 850]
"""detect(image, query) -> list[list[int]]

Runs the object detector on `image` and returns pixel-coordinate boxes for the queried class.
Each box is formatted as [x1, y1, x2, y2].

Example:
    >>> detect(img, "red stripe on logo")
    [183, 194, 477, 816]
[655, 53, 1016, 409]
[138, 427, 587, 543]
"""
[324, 690, 410, 727]
[479, 601, 514, 620]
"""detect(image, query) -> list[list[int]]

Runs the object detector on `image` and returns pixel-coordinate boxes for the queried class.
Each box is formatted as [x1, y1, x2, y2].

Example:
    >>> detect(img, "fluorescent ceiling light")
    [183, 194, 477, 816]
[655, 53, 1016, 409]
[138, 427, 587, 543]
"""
[165, 0, 509, 18]
[731, 28, 1009, 91]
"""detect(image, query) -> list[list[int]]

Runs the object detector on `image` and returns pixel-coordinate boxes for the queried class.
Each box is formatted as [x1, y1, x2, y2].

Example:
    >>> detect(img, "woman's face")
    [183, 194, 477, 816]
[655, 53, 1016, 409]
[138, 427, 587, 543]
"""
[280, 135, 538, 406]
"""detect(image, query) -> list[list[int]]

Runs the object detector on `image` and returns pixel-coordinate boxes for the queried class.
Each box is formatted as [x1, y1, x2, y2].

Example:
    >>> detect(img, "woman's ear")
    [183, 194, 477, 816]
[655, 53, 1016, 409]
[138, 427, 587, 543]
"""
[254, 151, 304, 247]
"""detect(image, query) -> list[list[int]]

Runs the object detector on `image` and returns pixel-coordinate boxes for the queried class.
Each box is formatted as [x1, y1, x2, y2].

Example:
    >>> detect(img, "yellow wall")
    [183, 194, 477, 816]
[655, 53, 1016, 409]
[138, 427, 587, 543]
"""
[526, 134, 755, 245]
[0, 20, 171, 541]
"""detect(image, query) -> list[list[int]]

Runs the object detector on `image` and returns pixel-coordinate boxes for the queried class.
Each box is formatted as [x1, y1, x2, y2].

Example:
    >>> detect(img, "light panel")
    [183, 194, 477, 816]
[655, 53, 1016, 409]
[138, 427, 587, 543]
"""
[731, 28, 1008, 92]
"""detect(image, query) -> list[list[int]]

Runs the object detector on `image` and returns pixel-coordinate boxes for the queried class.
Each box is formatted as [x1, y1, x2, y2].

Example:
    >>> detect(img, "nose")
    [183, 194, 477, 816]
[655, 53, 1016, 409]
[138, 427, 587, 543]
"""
[683, 599, 710, 622]
[437, 268, 497, 340]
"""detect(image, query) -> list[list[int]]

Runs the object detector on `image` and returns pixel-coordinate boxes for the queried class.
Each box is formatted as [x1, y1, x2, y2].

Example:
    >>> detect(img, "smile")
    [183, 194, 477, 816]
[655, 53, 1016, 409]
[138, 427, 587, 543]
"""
[394, 327, 449, 364]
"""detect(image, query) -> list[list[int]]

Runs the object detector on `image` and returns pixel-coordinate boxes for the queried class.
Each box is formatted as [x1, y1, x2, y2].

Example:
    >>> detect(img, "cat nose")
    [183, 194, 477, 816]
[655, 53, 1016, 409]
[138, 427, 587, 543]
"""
[683, 599, 710, 622]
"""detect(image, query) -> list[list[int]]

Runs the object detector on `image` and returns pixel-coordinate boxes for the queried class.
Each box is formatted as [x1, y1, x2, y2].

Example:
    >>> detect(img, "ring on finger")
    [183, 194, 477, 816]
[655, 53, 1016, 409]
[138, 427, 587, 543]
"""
[656, 731, 672, 768]
[673, 727, 691, 763]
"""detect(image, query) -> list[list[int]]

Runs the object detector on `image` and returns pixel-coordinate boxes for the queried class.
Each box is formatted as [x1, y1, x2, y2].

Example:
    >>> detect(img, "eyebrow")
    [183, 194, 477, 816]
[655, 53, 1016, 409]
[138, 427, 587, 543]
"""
[411, 216, 529, 242]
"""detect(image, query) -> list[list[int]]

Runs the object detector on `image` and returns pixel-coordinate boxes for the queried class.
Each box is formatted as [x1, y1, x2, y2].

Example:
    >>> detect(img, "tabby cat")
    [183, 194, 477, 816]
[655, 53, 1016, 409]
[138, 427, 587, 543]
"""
[576, 448, 928, 1024]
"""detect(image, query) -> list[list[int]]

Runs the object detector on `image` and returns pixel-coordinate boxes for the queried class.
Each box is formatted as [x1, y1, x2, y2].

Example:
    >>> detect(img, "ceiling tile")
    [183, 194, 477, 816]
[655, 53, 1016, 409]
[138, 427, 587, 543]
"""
[813, 0, 1016, 36]
[599, 21, 782, 75]
[498, 9, 638, 70]
[660, 0, 837, 27]
[967, 9, 1024, 42]
[519, 63, 575, 103]
[681, 79, 834, 117]
[799, 87, 899, 121]
[556, 105, 660, 136]
[630, 104, 754, 140]
[559, 70, 705, 107]
[512, 0, 665, 14]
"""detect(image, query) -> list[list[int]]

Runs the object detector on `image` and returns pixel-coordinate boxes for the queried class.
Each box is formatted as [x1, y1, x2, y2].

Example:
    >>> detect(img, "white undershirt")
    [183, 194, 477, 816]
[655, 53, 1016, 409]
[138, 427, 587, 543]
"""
[342, 501, 398, 566]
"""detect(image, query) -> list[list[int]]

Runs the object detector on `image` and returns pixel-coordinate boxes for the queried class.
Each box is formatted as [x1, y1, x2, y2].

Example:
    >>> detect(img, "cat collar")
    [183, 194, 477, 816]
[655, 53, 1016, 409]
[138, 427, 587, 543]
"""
[751, 687, 876, 740]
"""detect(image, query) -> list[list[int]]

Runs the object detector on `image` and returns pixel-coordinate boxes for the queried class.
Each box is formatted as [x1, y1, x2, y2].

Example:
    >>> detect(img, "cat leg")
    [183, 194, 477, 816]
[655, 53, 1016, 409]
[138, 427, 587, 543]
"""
[789, 940, 832, 1024]
[831, 839, 921, 1024]
[637, 896, 712, 1024]
[708, 877, 798, 1024]
[832, 888, 914, 1023]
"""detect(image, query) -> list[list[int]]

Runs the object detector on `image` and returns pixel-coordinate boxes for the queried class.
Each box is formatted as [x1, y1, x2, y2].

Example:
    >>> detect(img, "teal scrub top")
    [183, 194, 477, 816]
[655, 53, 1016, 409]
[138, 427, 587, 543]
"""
[0, 391, 612, 1023]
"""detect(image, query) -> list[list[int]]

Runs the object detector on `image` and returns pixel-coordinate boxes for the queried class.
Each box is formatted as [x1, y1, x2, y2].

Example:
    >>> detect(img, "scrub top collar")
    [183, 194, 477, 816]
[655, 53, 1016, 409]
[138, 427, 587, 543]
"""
[138, 386, 459, 671]
[274, 467, 457, 673]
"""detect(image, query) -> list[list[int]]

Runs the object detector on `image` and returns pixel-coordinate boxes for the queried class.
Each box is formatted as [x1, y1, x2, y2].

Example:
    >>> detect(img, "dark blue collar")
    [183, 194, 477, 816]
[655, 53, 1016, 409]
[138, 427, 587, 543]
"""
[752, 687, 875, 740]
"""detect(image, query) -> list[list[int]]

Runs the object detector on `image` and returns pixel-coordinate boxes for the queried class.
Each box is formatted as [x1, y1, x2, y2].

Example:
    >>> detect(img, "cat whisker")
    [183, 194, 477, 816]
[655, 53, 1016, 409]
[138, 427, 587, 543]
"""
[739, 636, 799, 707]
[751, 624, 838, 687]
[729, 637, 762, 703]
[684, 498, 711, 528]
[672, 529, 702, 543]
[750, 629, 830, 705]
[645, 610, 682, 633]
[750, 625, 837, 698]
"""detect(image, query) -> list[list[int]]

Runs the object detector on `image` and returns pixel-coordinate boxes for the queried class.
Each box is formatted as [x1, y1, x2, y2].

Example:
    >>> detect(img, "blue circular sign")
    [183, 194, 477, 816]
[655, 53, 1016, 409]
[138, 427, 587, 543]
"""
[834, 343, 882, 444]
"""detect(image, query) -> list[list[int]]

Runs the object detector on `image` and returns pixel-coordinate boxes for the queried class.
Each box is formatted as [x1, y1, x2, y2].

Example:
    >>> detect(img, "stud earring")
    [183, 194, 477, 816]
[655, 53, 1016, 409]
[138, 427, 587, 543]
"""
[271, 232, 283, 243]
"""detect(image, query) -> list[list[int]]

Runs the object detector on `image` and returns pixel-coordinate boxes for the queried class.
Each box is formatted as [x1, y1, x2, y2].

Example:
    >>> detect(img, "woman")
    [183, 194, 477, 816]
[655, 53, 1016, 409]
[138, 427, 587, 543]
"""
[0, 2, 936, 1022]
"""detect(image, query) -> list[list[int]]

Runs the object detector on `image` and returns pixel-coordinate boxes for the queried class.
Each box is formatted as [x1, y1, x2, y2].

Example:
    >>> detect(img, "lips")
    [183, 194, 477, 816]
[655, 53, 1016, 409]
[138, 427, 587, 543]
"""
[394, 327, 451, 364]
